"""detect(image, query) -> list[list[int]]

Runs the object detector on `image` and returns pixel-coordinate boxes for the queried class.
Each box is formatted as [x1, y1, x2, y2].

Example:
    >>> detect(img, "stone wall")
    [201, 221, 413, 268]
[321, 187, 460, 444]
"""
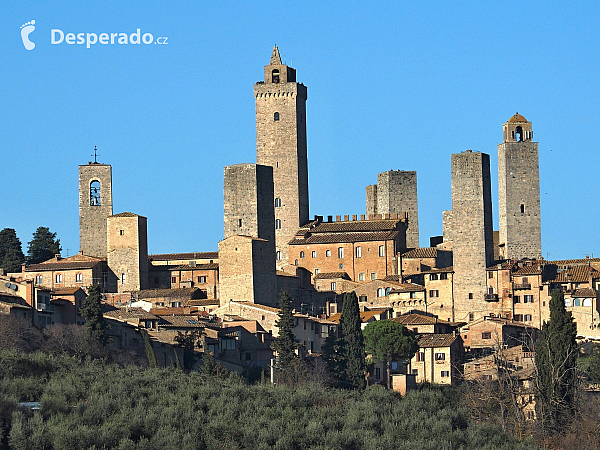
[79, 163, 112, 258]
[376, 171, 419, 248]
[107, 213, 148, 293]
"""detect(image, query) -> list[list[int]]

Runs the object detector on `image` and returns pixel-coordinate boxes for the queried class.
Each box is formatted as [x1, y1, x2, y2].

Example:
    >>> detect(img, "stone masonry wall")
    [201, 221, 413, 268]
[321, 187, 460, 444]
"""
[107, 214, 148, 293]
[366, 185, 378, 216]
[79, 164, 112, 258]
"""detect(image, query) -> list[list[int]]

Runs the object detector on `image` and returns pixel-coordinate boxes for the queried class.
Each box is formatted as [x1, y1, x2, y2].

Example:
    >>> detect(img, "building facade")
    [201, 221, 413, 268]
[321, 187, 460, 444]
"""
[79, 161, 113, 258]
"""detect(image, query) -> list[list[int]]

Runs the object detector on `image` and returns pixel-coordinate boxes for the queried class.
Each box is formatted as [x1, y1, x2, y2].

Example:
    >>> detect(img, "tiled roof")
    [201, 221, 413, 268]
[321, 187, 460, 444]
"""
[571, 288, 596, 298]
[51, 287, 82, 295]
[309, 219, 402, 233]
[401, 248, 437, 259]
[148, 252, 218, 261]
[513, 265, 542, 275]
[159, 315, 206, 328]
[420, 266, 454, 274]
[389, 283, 425, 293]
[547, 257, 600, 266]
[314, 272, 349, 280]
[290, 231, 400, 245]
[327, 310, 387, 324]
[236, 301, 280, 314]
[135, 288, 200, 299]
[392, 313, 460, 327]
[185, 299, 219, 306]
[26, 253, 105, 272]
[548, 265, 593, 283]
[110, 212, 146, 218]
[104, 307, 159, 321]
[417, 333, 459, 348]
[169, 263, 219, 271]
[383, 275, 401, 281]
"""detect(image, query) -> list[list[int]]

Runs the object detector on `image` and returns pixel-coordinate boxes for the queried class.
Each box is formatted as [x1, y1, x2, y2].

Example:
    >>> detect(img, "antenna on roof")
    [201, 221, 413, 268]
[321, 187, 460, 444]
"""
[92, 146, 99, 163]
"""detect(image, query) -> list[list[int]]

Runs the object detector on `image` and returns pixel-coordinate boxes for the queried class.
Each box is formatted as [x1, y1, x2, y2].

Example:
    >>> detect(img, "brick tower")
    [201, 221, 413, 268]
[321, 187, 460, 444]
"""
[451, 151, 494, 323]
[255, 46, 309, 269]
[498, 113, 542, 260]
[79, 158, 113, 258]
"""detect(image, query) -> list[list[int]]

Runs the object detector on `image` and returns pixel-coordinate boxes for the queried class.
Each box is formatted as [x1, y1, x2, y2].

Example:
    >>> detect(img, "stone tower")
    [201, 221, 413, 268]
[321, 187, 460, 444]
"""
[106, 212, 148, 293]
[451, 151, 494, 323]
[255, 46, 309, 269]
[498, 113, 542, 260]
[366, 170, 419, 248]
[79, 161, 113, 258]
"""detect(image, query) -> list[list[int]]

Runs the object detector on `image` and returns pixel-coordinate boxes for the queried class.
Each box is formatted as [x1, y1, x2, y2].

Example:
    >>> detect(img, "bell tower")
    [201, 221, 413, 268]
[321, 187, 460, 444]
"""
[498, 113, 542, 260]
[255, 46, 309, 269]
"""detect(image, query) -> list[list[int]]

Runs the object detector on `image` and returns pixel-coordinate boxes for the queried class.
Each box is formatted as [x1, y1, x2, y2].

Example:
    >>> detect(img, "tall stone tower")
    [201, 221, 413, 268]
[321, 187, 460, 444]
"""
[366, 170, 419, 248]
[79, 161, 113, 258]
[255, 46, 309, 269]
[451, 151, 494, 322]
[498, 113, 542, 260]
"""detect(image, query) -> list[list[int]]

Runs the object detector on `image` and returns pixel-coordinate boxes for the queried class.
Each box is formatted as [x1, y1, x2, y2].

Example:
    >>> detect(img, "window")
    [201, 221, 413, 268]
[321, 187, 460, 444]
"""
[271, 69, 280, 83]
[488, 271, 493, 279]
[331, 282, 336, 290]
[429, 290, 439, 298]
[171, 276, 177, 283]
[238, 218, 242, 227]
[275, 219, 281, 229]
[435, 353, 446, 361]
[338, 247, 344, 258]
[275, 197, 281, 207]
[416, 352, 425, 362]
[274, 112, 280, 121]
[76, 273, 83, 283]
[377, 288, 385, 297]
[564, 298, 572, 307]
[355, 246, 362, 257]
[294, 259, 298, 266]
[198, 276, 207, 283]
[35, 275, 42, 285]
[90, 180, 101, 206]
[339, 264, 344, 269]
[370, 272, 377, 281]
[482, 332, 492, 339]
[300, 251, 305, 258]
[121, 273, 126, 284]
[55, 274, 63, 283]
[440, 273, 448, 280]
[276, 251, 282, 261]
[468, 293, 473, 299]
[385, 287, 391, 296]
[524, 295, 533, 303]
[583, 298, 593, 307]
[430, 274, 438, 281]
[524, 314, 532, 321]
[314, 268, 320, 275]
[311, 251, 317, 258]
[359, 295, 367, 302]
[412, 369, 418, 375]
[358, 273, 365, 281]
[514, 314, 523, 322]
[469, 313, 474, 322]
[520, 204, 525, 214]
[410, 291, 417, 299]
[379, 245, 385, 257]
[325, 250, 331, 257]
[513, 295, 521, 304]
[441, 371, 450, 378]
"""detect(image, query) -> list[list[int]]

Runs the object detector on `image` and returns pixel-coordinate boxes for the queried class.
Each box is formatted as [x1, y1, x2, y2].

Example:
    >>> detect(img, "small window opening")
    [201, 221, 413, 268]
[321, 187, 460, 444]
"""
[271, 69, 280, 83]
[520, 204, 525, 213]
[274, 112, 280, 121]
[238, 219, 242, 227]
[275, 198, 281, 207]
[90, 181, 101, 206]
[515, 126, 523, 142]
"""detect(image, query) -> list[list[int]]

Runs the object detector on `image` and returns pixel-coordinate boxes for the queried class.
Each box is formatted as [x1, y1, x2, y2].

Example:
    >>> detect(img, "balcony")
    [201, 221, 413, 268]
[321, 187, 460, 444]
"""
[484, 293, 499, 302]
[513, 283, 532, 290]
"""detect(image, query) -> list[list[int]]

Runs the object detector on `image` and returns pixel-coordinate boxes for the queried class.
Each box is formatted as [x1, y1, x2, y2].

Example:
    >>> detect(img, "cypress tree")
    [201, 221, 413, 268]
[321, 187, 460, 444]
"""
[80, 284, 108, 345]
[535, 289, 578, 433]
[339, 291, 366, 389]
[0, 228, 25, 273]
[272, 290, 298, 371]
[26, 227, 61, 265]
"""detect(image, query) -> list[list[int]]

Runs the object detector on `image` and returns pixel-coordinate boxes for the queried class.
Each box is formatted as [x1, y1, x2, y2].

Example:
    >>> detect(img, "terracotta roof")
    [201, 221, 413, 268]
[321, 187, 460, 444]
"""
[159, 315, 206, 328]
[401, 248, 437, 259]
[508, 113, 527, 123]
[290, 231, 400, 245]
[314, 272, 350, 280]
[571, 288, 596, 298]
[185, 299, 219, 306]
[548, 257, 600, 266]
[135, 288, 201, 299]
[309, 219, 403, 233]
[417, 333, 460, 348]
[169, 263, 219, 271]
[389, 283, 425, 293]
[148, 252, 218, 261]
[26, 253, 105, 271]
[513, 266, 542, 275]
[51, 287, 82, 295]
[420, 266, 454, 274]
[327, 310, 387, 324]
[104, 307, 159, 321]
[392, 313, 462, 327]
[110, 212, 146, 218]
[235, 301, 280, 314]
[383, 275, 401, 282]
[549, 265, 593, 283]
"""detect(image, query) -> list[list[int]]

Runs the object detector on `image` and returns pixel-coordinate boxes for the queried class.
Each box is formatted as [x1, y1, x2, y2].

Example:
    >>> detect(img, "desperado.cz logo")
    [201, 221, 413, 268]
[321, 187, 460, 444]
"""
[20, 20, 168, 50]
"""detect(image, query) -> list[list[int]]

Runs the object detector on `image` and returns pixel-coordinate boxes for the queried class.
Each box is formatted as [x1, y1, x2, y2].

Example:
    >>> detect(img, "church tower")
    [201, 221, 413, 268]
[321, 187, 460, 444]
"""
[79, 153, 113, 258]
[255, 46, 309, 269]
[498, 113, 542, 260]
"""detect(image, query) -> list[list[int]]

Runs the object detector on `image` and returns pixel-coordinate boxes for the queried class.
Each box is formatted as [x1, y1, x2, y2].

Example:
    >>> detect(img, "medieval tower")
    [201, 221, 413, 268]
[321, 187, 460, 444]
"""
[498, 113, 542, 260]
[255, 46, 309, 269]
[79, 159, 113, 258]
[450, 151, 494, 322]
[366, 170, 419, 248]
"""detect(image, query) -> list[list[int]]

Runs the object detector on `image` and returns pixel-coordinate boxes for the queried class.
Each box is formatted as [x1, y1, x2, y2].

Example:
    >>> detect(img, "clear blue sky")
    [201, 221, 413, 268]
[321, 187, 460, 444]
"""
[2, 1, 600, 261]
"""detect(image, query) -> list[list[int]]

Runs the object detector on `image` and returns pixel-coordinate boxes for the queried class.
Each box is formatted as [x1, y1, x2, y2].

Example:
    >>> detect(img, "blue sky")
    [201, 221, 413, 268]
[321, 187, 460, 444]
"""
[2, 1, 599, 261]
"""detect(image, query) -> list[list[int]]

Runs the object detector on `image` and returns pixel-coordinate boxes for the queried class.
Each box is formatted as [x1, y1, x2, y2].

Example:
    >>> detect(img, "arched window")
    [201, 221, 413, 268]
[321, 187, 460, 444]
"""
[515, 126, 523, 142]
[573, 298, 581, 307]
[583, 298, 592, 307]
[377, 288, 385, 297]
[338, 247, 344, 258]
[294, 259, 298, 266]
[274, 112, 280, 121]
[271, 69, 280, 83]
[385, 287, 391, 296]
[564, 298, 572, 307]
[300, 251, 305, 258]
[275, 219, 281, 229]
[90, 181, 101, 206]
[276, 251, 281, 261]
[275, 198, 281, 207]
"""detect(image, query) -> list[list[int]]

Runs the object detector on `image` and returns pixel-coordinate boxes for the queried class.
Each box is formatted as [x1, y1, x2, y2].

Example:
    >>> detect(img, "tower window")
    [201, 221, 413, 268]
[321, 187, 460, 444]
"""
[275, 219, 281, 229]
[275, 198, 281, 207]
[238, 219, 242, 227]
[119, 230, 124, 236]
[276, 251, 281, 261]
[355, 246, 362, 258]
[56, 274, 63, 283]
[515, 126, 523, 142]
[271, 69, 280, 83]
[90, 181, 101, 206]
[300, 251, 305, 258]
[520, 204, 525, 214]
[274, 112, 280, 121]
[338, 247, 344, 258]
[121, 273, 126, 284]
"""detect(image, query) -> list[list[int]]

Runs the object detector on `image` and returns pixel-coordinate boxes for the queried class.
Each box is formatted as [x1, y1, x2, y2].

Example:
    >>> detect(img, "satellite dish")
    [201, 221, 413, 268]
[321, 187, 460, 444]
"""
[4, 282, 10, 288]
[11, 284, 18, 291]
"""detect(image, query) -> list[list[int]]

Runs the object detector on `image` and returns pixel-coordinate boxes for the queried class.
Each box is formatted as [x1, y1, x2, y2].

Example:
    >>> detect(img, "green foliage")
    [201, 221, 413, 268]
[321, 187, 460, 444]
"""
[535, 289, 578, 434]
[271, 291, 298, 372]
[141, 329, 159, 369]
[173, 331, 200, 371]
[0, 228, 25, 273]
[201, 349, 230, 378]
[585, 344, 600, 383]
[339, 292, 366, 389]
[364, 319, 418, 388]
[26, 226, 61, 265]
[79, 284, 108, 345]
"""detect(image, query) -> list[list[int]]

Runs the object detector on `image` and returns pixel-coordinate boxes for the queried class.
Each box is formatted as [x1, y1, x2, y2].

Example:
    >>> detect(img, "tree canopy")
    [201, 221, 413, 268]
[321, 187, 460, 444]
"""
[271, 290, 298, 372]
[26, 227, 61, 265]
[339, 291, 366, 389]
[79, 284, 108, 345]
[0, 228, 25, 273]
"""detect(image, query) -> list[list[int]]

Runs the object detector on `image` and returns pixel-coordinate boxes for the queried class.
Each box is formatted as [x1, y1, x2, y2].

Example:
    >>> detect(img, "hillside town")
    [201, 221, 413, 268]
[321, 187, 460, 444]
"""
[2, 47, 599, 413]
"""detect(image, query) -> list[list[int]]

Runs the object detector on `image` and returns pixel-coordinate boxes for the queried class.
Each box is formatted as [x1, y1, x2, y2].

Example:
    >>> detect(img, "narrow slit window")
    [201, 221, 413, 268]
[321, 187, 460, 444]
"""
[274, 112, 280, 121]
[520, 204, 525, 213]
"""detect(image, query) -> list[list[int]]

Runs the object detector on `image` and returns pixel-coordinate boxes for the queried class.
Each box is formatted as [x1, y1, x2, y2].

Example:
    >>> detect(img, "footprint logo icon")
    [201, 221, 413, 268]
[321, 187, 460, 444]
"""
[20, 20, 36, 50]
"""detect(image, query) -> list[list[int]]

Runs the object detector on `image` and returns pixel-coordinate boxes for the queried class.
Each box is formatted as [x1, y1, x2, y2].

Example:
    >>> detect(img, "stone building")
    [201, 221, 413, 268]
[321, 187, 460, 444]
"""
[366, 170, 419, 248]
[79, 160, 113, 258]
[450, 151, 494, 323]
[106, 212, 149, 293]
[498, 113, 542, 260]
[255, 46, 309, 269]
